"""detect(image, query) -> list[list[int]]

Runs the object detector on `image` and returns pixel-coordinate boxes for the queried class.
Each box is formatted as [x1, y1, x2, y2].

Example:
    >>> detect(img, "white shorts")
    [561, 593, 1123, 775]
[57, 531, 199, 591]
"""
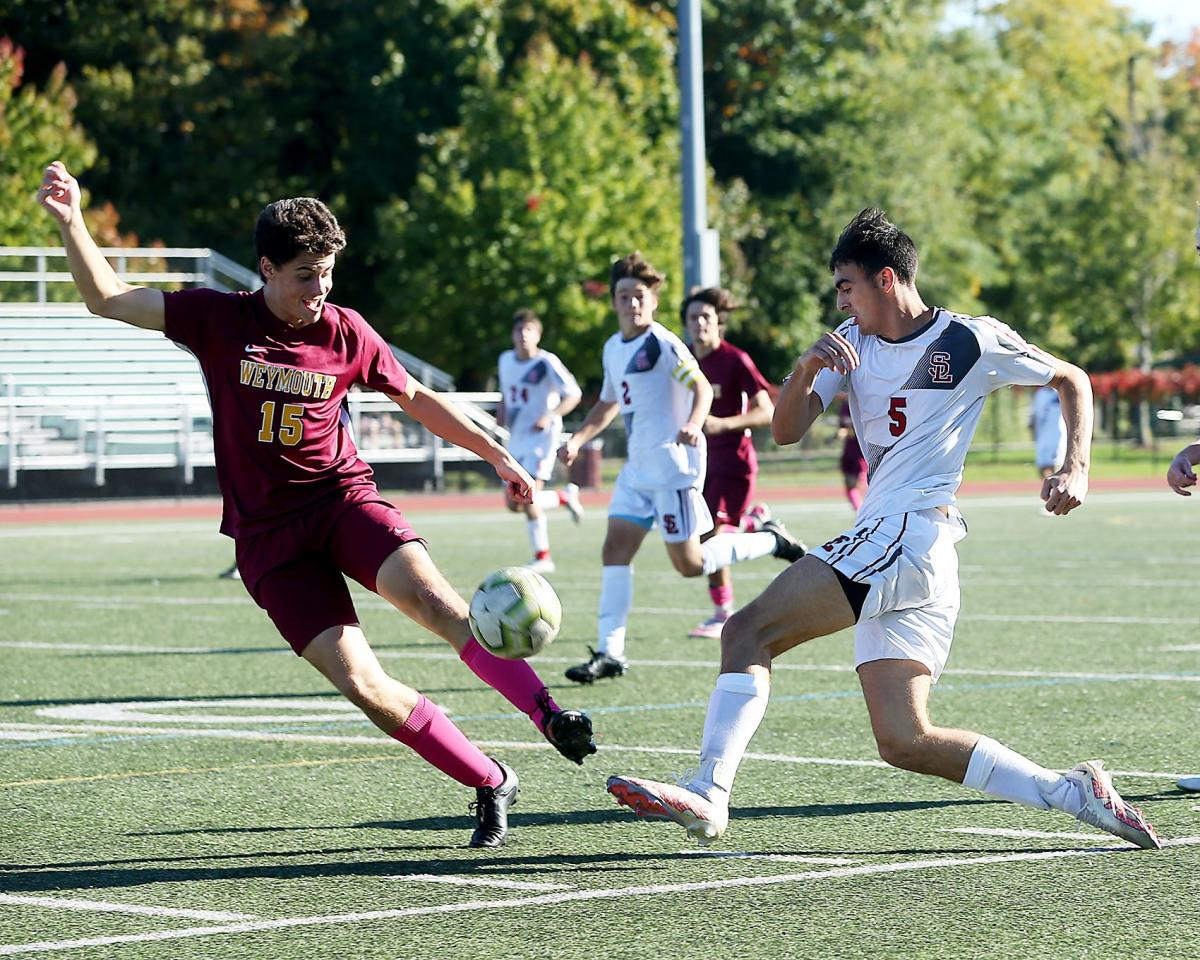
[607, 469, 713, 544]
[508, 437, 558, 482]
[813, 508, 967, 681]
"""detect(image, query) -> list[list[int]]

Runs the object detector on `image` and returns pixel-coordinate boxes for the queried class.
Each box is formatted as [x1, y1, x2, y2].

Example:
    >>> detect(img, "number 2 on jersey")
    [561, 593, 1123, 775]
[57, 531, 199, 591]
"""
[888, 396, 907, 437]
[258, 401, 304, 446]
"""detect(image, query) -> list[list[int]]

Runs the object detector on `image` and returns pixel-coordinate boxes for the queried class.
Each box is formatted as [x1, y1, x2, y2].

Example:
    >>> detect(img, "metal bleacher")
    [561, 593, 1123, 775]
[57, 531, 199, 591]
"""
[0, 247, 503, 489]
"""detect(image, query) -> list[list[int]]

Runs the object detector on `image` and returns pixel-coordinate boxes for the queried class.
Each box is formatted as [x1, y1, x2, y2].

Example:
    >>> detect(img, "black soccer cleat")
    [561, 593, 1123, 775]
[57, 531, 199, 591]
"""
[468, 758, 519, 849]
[544, 707, 597, 765]
[565, 647, 627, 684]
[762, 518, 807, 563]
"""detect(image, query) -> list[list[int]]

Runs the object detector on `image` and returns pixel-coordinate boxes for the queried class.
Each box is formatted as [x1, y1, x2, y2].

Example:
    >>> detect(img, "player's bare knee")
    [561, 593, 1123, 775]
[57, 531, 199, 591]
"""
[720, 610, 768, 669]
[874, 730, 931, 774]
[671, 555, 705, 578]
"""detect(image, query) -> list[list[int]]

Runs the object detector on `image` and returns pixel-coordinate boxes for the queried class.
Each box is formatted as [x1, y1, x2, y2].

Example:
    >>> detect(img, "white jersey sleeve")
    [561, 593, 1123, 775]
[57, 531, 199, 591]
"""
[974, 316, 1057, 390]
[546, 352, 582, 399]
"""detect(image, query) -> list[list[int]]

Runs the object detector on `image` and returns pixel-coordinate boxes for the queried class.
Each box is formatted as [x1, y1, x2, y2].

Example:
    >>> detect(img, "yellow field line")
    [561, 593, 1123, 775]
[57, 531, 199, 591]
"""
[0, 753, 401, 789]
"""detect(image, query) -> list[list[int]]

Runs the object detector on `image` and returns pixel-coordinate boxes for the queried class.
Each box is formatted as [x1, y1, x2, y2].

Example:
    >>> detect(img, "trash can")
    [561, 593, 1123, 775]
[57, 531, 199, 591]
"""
[569, 438, 603, 489]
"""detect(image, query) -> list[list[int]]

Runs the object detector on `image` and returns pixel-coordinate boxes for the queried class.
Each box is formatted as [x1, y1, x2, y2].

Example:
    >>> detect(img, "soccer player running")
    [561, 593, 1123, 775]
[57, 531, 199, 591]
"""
[558, 253, 805, 683]
[1167, 441, 1200, 793]
[683, 287, 803, 639]
[38, 161, 596, 849]
[497, 309, 585, 574]
[607, 209, 1161, 849]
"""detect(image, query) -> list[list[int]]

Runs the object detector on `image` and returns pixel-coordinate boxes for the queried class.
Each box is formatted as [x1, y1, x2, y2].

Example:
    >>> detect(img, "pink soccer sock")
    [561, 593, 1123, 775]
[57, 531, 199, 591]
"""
[460, 637, 558, 732]
[847, 486, 863, 510]
[709, 584, 733, 612]
[389, 696, 502, 787]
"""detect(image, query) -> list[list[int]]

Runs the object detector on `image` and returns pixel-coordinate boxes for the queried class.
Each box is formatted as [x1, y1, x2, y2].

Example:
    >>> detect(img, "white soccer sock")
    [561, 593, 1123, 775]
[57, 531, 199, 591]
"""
[527, 515, 550, 555]
[597, 564, 633, 661]
[687, 671, 771, 802]
[962, 735, 1082, 815]
[700, 531, 776, 576]
[535, 489, 560, 510]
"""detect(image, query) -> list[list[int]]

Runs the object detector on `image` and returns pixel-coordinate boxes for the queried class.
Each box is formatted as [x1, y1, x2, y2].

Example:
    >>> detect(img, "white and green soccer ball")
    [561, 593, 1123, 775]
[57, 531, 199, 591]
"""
[468, 566, 562, 659]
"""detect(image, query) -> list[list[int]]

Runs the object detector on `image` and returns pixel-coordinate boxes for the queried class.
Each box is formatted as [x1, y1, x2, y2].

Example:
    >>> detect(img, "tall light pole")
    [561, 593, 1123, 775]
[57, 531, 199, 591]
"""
[678, 0, 720, 293]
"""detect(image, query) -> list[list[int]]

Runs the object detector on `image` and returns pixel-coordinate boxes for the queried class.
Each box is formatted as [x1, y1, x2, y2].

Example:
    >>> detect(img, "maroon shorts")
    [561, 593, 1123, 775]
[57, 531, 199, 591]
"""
[841, 438, 867, 478]
[235, 492, 424, 655]
[703, 467, 756, 529]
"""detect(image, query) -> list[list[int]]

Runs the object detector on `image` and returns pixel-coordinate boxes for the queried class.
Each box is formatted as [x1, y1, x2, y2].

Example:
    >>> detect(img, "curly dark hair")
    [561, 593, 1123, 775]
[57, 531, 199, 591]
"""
[680, 286, 738, 325]
[609, 251, 665, 299]
[829, 208, 918, 285]
[254, 197, 347, 280]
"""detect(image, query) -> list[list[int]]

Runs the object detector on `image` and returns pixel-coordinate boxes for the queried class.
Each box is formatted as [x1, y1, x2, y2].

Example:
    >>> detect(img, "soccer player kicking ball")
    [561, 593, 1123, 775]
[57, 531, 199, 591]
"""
[497, 309, 585, 574]
[559, 254, 805, 683]
[39, 161, 596, 849]
[682, 287, 803, 639]
[607, 209, 1162, 849]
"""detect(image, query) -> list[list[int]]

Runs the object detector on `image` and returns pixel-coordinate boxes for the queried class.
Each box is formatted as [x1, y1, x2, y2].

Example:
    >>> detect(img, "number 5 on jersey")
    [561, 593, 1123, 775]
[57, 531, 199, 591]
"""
[888, 396, 907, 437]
[258, 401, 304, 446]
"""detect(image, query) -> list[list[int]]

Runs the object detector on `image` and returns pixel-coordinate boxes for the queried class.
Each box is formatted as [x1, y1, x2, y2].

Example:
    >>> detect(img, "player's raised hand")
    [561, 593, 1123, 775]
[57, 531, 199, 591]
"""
[1166, 450, 1198, 496]
[1041, 468, 1088, 515]
[38, 161, 81, 225]
[800, 330, 859, 377]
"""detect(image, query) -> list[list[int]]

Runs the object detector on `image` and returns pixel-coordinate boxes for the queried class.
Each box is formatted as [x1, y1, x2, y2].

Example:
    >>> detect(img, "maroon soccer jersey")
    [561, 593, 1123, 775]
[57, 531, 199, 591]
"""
[164, 288, 408, 538]
[696, 340, 772, 468]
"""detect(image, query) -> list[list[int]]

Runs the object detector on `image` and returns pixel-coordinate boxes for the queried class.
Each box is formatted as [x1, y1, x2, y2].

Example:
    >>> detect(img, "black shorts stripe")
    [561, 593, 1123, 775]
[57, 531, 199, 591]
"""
[833, 566, 870, 620]
[851, 512, 909, 583]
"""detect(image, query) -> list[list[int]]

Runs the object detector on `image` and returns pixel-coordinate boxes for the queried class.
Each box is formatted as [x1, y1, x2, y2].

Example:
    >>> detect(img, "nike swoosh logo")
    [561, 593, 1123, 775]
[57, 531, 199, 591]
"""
[244, 345, 266, 354]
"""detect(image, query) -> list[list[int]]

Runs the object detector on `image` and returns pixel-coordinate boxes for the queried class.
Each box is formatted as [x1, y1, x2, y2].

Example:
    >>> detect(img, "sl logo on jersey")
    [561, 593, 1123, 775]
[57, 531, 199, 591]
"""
[928, 351, 953, 384]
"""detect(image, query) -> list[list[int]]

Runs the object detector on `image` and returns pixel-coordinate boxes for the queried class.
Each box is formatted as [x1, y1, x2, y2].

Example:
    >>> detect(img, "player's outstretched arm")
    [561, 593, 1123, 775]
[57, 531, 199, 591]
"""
[1041, 360, 1092, 515]
[37, 161, 164, 331]
[558, 399, 619, 466]
[391, 380, 533, 501]
[1166, 441, 1200, 497]
[773, 330, 858, 445]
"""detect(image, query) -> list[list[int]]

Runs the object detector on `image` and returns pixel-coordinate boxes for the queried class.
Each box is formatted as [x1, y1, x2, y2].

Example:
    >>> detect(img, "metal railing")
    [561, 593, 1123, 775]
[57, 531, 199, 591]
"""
[0, 246, 262, 298]
[0, 390, 505, 489]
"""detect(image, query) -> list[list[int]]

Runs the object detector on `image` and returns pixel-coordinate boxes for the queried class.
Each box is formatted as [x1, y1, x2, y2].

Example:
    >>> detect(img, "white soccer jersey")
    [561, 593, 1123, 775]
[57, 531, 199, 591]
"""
[599, 320, 706, 489]
[812, 308, 1057, 523]
[498, 348, 580, 456]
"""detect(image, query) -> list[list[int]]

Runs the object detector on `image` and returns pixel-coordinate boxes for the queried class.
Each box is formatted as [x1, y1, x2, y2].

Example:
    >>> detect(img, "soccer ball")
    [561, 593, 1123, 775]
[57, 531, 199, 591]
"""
[468, 566, 562, 659]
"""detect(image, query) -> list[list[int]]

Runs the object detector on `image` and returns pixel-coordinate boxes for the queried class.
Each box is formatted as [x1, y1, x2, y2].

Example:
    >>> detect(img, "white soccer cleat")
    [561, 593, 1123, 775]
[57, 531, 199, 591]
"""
[607, 775, 729, 845]
[562, 483, 585, 525]
[1065, 760, 1162, 849]
[1178, 775, 1200, 792]
[688, 613, 730, 639]
[526, 557, 556, 575]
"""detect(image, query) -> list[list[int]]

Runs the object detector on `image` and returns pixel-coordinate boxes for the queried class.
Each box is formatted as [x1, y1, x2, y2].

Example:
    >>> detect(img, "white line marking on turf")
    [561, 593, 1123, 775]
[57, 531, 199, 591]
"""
[1160, 644, 1200, 652]
[944, 827, 1126, 843]
[2, 844, 1195, 956]
[384, 875, 574, 891]
[2, 722, 1191, 783]
[0, 732, 85, 741]
[0, 894, 255, 921]
[0, 641, 231, 655]
[679, 851, 861, 865]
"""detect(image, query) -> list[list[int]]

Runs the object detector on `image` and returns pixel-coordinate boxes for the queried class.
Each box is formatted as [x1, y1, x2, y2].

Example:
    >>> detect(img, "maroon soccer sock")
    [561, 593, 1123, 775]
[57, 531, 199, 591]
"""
[389, 696, 503, 788]
[460, 637, 558, 733]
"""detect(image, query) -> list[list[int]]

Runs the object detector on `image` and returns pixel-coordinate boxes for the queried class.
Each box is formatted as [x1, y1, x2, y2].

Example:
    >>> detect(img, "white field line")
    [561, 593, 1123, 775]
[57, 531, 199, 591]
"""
[679, 851, 861, 866]
[2, 843, 1195, 957]
[7, 640, 1198, 687]
[1161, 644, 1200, 652]
[0, 894, 255, 922]
[943, 827, 1128, 843]
[0, 722, 1193, 783]
[383, 875, 574, 891]
[0, 732, 85, 741]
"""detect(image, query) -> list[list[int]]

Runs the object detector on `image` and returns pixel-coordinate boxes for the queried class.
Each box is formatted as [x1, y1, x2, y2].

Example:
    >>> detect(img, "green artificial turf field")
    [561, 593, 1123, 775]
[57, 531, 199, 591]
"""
[1, 489, 1197, 958]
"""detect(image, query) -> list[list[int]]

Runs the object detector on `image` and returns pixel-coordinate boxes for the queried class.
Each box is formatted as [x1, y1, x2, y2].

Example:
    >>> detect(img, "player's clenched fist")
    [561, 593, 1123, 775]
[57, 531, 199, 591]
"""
[38, 161, 81, 225]
[799, 329, 859, 377]
[1166, 448, 1198, 497]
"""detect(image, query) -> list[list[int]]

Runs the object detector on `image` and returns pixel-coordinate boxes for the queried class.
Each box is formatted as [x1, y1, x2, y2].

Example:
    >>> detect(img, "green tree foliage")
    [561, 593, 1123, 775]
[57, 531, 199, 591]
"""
[0, 39, 95, 246]
[375, 31, 681, 386]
